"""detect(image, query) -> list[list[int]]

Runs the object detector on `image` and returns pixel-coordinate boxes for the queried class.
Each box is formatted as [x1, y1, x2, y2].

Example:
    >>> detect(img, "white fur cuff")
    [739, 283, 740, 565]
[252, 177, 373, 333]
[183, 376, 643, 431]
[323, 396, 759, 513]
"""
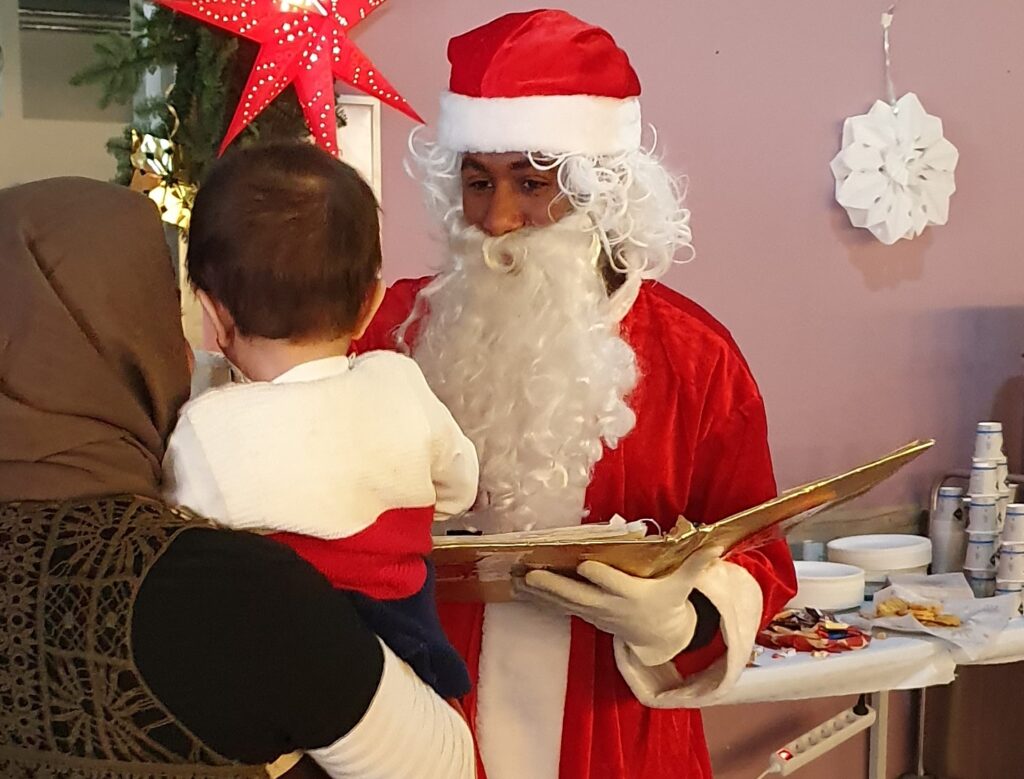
[614, 558, 763, 709]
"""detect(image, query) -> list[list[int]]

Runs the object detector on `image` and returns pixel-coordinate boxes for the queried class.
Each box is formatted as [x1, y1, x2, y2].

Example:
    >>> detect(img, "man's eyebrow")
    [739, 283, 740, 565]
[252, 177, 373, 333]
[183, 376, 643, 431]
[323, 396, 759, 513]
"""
[461, 158, 488, 173]
[505, 157, 544, 171]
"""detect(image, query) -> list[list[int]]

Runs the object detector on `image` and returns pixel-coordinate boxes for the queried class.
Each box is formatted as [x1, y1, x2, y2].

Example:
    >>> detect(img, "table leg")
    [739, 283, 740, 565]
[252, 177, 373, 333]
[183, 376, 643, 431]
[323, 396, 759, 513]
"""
[897, 687, 935, 779]
[869, 690, 889, 779]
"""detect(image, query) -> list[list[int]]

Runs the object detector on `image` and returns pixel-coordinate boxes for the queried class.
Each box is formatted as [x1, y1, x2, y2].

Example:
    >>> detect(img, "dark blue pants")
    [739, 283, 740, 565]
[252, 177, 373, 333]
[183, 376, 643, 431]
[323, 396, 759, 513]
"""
[349, 560, 471, 699]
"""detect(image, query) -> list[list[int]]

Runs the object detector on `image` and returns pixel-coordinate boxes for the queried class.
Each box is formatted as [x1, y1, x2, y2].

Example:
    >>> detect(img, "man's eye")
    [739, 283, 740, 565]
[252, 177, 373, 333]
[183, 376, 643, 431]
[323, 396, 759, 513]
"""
[465, 179, 493, 191]
[522, 179, 551, 193]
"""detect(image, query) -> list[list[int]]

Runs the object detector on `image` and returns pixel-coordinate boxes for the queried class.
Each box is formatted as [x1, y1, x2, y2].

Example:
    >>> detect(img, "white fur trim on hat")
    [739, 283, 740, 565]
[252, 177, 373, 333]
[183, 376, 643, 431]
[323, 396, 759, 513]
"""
[438, 91, 642, 156]
[613, 558, 764, 709]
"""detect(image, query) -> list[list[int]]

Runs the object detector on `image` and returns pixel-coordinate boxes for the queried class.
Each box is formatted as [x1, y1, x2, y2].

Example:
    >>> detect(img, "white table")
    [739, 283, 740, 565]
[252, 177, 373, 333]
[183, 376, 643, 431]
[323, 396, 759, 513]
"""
[713, 616, 1024, 706]
[708, 617, 1024, 778]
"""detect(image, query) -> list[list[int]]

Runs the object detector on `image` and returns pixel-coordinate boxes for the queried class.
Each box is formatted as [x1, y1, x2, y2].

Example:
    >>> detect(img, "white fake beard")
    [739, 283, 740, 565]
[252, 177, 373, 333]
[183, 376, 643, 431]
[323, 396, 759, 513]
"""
[412, 213, 638, 534]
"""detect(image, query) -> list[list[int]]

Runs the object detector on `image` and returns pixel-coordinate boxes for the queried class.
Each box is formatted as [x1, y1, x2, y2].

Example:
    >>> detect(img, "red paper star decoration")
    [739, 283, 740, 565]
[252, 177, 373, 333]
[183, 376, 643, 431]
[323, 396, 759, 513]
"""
[154, 0, 423, 156]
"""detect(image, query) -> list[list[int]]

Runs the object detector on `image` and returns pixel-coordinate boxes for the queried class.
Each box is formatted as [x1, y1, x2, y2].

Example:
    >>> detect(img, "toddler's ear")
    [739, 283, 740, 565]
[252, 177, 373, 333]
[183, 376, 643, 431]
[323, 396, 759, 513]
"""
[352, 279, 386, 341]
[195, 289, 236, 354]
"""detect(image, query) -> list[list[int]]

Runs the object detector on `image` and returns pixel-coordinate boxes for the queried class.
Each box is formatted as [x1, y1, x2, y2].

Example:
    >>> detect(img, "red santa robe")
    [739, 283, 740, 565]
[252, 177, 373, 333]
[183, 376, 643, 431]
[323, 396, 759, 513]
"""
[354, 277, 797, 779]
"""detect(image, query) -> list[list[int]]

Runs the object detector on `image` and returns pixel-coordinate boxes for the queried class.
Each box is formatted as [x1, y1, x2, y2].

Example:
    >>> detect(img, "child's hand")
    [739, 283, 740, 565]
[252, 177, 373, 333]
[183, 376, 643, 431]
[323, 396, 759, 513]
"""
[270, 753, 329, 779]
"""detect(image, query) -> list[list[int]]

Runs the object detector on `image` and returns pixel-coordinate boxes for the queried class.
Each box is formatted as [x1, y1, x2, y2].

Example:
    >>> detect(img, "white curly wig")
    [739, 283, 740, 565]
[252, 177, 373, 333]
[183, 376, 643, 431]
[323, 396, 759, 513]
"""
[405, 126, 695, 279]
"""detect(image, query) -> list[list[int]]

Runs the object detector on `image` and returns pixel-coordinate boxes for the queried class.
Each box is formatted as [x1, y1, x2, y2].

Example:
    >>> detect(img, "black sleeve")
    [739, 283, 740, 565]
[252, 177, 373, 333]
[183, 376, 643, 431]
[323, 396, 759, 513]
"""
[686, 590, 721, 652]
[132, 527, 383, 765]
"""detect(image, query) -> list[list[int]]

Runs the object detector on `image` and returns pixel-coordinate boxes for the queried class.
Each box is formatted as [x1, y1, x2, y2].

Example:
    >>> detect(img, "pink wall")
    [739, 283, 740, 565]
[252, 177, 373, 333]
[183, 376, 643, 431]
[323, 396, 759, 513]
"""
[357, 0, 1024, 508]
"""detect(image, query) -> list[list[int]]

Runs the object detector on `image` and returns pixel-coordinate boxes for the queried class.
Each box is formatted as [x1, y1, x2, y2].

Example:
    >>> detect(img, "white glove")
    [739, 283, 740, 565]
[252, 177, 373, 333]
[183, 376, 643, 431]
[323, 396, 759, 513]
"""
[517, 547, 722, 667]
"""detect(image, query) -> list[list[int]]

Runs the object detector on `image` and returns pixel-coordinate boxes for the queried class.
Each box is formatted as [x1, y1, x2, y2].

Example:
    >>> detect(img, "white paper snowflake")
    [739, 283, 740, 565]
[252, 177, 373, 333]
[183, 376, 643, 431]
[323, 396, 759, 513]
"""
[830, 92, 958, 245]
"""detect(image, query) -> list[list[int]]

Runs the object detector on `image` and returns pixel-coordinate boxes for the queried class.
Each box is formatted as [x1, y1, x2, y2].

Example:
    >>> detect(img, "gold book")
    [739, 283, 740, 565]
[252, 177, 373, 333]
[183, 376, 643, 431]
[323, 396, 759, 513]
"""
[432, 439, 934, 602]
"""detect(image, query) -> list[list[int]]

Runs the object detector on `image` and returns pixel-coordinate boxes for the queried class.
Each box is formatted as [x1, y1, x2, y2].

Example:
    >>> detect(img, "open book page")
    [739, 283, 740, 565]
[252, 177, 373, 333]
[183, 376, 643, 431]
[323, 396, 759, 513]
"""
[434, 515, 652, 547]
[432, 439, 934, 603]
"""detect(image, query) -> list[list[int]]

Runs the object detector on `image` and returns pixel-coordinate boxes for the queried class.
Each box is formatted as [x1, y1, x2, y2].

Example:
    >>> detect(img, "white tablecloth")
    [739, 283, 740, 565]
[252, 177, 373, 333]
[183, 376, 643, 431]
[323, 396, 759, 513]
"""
[956, 617, 1024, 665]
[711, 617, 1024, 706]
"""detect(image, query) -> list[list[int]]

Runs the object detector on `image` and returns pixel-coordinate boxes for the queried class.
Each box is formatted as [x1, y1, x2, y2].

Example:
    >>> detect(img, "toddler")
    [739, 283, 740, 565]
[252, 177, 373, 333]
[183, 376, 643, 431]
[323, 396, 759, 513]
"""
[163, 143, 477, 712]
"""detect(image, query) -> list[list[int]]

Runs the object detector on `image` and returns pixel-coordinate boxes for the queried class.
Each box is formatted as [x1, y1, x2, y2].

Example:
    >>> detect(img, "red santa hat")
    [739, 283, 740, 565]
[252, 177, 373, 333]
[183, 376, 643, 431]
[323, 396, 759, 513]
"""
[437, 10, 643, 157]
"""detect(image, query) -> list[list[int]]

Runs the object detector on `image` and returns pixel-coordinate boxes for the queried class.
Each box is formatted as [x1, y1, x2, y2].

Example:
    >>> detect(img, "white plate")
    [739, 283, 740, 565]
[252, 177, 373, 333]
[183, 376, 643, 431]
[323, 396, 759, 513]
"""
[827, 534, 932, 570]
[787, 560, 866, 611]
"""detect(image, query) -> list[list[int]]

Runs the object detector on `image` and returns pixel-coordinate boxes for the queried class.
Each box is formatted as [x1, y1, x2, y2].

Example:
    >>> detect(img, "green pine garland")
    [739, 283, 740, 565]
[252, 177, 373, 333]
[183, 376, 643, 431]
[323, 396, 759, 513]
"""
[72, 4, 346, 186]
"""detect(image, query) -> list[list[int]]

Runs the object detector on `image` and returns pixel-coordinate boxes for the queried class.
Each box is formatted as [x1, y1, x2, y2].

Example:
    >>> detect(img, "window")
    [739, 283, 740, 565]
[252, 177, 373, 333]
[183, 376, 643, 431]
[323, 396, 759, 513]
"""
[17, 0, 130, 122]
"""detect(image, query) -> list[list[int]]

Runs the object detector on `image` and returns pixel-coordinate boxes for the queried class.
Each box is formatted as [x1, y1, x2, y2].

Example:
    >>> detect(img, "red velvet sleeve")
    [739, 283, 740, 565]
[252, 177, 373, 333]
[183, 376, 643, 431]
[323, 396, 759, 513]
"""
[672, 355, 796, 678]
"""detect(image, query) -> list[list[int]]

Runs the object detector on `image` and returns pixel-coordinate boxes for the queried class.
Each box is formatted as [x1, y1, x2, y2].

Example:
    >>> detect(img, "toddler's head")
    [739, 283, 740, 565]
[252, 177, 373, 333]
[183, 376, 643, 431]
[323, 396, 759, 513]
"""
[188, 142, 382, 378]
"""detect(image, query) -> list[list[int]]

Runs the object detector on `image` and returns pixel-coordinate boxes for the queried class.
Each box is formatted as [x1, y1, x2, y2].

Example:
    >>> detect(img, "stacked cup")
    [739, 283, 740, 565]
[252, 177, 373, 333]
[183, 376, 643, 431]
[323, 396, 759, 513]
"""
[996, 455, 1017, 506]
[930, 485, 967, 573]
[964, 423, 1007, 597]
[997, 503, 1024, 612]
[966, 493, 999, 596]
[975, 422, 1004, 461]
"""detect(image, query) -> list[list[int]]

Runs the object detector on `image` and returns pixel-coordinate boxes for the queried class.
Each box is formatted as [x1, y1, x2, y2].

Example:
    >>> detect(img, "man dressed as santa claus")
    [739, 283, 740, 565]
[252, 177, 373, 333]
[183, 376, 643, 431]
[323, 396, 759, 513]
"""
[355, 10, 796, 779]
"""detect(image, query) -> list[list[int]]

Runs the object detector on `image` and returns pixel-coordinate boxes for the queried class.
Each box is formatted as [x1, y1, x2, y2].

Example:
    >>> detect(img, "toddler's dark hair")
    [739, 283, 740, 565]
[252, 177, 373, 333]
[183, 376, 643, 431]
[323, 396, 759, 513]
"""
[188, 142, 381, 340]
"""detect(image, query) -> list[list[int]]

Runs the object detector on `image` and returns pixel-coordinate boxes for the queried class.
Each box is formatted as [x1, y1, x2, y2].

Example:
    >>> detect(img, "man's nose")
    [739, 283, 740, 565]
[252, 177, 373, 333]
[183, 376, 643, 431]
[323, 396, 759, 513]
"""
[481, 184, 526, 236]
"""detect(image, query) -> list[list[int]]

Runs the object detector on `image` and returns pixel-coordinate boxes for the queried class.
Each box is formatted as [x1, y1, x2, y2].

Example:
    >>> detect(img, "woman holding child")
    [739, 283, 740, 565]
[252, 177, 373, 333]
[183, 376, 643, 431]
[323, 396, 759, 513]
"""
[0, 175, 474, 777]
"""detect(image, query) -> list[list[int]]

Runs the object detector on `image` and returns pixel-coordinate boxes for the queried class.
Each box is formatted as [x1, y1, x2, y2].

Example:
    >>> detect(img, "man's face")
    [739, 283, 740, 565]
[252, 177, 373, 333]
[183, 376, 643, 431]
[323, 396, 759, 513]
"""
[460, 152, 574, 236]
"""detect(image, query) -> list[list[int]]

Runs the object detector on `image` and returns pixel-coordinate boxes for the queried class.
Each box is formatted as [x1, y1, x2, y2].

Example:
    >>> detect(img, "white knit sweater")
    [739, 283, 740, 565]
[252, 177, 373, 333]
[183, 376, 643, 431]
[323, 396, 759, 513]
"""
[162, 352, 479, 538]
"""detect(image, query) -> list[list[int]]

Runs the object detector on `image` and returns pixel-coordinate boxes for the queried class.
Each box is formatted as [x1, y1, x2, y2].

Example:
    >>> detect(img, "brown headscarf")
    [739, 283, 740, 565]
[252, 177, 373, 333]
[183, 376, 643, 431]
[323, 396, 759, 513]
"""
[0, 178, 191, 501]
